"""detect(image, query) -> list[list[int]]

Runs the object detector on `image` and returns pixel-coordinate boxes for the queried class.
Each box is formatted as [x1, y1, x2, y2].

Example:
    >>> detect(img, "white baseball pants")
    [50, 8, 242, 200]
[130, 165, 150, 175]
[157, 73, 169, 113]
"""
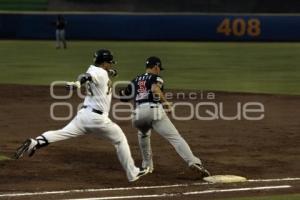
[39, 108, 140, 181]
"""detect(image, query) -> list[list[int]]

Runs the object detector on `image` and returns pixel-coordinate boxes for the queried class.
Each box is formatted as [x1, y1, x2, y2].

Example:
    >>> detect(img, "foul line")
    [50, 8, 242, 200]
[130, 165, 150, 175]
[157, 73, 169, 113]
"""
[0, 177, 299, 198]
[0, 183, 209, 198]
[64, 185, 292, 200]
[248, 177, 300, 182]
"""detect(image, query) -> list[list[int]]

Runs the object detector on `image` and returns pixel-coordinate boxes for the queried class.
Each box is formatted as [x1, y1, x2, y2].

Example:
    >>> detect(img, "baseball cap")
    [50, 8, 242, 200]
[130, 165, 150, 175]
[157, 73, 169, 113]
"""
[145, 56, 164, 70]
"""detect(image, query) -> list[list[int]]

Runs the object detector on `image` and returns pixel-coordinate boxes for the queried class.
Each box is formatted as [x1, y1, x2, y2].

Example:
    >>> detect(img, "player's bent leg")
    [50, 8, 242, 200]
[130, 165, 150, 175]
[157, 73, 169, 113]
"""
[15, 115, 85, 159]
[41, 115, 86, 143]
[152, 113, 211, 177]
[138, 130, 154, 173]
[152, 113, 201, 166]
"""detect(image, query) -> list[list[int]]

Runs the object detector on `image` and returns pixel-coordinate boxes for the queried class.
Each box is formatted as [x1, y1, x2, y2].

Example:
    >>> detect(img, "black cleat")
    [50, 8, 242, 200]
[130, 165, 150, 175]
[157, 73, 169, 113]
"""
[14, 139, 37, 159]
[129, 167, 150, 182]
[190, 163, 211, 178]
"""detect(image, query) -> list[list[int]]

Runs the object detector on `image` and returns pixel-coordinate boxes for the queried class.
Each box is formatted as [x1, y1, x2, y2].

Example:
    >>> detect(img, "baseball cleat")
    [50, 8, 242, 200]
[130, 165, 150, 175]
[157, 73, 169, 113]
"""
[14, 138, 37, 159]
[142, 165, 154, 173]
[190, 163, 211, 178]
[149, 167, 154, 173]
[129, 167, 150, 182]
[142, 166, 154, 173]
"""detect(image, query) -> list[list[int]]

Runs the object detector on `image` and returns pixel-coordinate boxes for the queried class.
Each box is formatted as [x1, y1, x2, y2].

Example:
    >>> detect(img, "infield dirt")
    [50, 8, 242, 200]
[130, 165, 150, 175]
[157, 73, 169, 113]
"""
[0, 85, 299, 199]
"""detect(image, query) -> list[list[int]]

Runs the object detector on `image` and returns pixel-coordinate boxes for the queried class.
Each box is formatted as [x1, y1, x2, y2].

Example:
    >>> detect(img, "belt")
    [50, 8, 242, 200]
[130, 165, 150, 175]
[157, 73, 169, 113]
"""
[82, 105, 103, 115]
[137, 102, 159, 108]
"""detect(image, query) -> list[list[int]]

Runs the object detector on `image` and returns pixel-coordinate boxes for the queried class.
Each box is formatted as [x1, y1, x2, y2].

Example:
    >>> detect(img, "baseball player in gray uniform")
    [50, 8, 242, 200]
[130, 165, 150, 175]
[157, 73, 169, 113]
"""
[119, 56, 210, 178]
[14, 49, 149, 182]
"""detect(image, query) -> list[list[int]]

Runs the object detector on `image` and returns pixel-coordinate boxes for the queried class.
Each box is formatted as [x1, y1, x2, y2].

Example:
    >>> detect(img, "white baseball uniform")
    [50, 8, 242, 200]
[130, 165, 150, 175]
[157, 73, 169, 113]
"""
[37, 65, 140, 181]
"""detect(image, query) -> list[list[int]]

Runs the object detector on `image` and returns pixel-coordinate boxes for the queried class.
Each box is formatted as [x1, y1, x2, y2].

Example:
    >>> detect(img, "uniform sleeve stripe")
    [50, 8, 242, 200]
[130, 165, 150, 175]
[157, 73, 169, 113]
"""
[156, 77, 164, 84]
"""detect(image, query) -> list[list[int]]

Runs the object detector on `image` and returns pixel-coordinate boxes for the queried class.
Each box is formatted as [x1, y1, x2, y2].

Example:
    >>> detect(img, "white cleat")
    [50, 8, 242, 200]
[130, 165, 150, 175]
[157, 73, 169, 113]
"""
[149, 167, 154, 173]
[129, 167, 150, 182]
[142, 165, 154, 173]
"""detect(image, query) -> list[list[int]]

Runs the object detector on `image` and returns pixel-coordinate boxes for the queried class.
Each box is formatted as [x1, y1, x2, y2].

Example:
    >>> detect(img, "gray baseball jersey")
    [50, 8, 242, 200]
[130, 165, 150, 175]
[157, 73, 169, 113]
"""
[122, 72, 202, 171]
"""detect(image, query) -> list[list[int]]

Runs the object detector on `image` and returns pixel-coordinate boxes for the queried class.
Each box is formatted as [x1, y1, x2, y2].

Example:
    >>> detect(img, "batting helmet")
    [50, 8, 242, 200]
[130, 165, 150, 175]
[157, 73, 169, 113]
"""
[145, 56, 164, 70]
[94, 49, 116, 65]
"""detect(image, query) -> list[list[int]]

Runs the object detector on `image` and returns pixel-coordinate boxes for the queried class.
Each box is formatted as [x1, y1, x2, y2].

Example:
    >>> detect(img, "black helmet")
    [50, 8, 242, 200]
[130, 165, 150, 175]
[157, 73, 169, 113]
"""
[94, 49, 116, 65]
[145, 56, 164, 70]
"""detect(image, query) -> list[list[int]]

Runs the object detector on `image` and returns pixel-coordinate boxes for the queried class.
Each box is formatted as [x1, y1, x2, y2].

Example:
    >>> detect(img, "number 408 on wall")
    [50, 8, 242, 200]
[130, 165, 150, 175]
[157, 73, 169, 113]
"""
[217, 18, 261, 37]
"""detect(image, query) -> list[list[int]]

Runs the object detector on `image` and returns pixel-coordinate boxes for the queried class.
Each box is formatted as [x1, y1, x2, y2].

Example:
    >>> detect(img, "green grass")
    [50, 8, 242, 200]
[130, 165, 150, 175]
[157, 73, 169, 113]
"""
[0, 40, 300, 95]
[0, 0, 48, 11]
[223, 194, 300, 200]
[0, 154, 11, 161]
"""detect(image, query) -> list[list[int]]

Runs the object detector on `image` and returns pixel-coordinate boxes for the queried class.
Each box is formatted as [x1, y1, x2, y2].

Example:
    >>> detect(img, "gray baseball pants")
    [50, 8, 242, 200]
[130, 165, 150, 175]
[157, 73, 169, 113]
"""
[56, 29, 67, 48]
[132, 103, 201, 170]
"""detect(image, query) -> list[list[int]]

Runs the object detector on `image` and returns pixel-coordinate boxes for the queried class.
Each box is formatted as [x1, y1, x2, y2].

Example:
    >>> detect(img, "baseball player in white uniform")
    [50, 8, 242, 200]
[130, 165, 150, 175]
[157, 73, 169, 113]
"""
[14, 49, 149, 182]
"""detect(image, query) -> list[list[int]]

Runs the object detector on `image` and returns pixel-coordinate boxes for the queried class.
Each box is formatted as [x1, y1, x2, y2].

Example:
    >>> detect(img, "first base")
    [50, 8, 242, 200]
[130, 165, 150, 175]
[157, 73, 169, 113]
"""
[203, 175, 247, 183]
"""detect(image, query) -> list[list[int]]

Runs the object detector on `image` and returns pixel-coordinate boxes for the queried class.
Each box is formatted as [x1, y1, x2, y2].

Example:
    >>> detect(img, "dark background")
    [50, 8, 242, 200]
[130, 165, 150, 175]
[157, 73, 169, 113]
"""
[0, 0, 299, 13]
[48, 0, 300, 13]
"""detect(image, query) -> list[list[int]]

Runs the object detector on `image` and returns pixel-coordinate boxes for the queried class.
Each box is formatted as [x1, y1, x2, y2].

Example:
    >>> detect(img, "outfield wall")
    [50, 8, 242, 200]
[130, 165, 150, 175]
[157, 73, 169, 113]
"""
[0, 13, 299, 41]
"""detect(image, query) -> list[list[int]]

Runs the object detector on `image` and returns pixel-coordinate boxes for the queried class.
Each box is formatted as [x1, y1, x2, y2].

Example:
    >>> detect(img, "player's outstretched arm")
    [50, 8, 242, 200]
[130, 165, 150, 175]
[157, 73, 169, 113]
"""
[66, 73, 92, 90]
[118, 83, 133, 102]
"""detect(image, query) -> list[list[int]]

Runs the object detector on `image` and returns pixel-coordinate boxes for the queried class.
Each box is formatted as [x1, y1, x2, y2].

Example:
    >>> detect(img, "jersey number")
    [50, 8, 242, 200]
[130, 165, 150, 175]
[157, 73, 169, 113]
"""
[137, 80, 147, 93]
[136, 80, 148, 100]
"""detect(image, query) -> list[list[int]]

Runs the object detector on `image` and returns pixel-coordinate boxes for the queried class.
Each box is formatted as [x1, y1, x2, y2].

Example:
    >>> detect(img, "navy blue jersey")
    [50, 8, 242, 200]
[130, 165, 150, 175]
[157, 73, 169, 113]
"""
[123, 73, 164, 105]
